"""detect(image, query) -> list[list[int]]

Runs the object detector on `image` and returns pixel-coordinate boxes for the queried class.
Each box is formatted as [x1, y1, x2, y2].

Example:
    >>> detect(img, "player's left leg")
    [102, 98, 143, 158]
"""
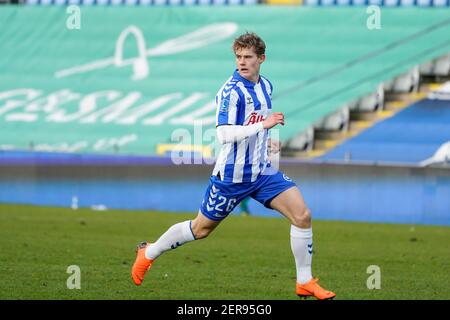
[269, 185, 335, 300]
[145, 210, 221, 259]
[132, 174, 245, 286]
[131, 218, 196, 286]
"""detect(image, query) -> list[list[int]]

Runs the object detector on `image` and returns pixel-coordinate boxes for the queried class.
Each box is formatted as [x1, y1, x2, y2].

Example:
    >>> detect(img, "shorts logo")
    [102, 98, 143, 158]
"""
[283, 174, 292, 182]
[214, 212, 227, 218]
[206, 185, 220, 212]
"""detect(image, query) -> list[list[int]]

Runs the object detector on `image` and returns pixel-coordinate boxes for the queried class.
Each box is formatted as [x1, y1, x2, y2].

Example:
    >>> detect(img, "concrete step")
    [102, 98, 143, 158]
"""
[314, 139, 340, 150]
[350, 111, 378, 121]
[314, 129, 346, 140]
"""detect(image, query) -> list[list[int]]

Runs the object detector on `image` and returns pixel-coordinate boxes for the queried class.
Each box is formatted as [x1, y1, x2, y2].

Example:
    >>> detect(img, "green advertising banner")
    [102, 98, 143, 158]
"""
[1, 6, 449, 155]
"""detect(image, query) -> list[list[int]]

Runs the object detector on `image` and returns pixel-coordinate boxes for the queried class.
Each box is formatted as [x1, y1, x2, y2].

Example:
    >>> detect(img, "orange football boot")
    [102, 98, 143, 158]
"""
[131, 241, 154, 286]
[296, 278, 336, 300]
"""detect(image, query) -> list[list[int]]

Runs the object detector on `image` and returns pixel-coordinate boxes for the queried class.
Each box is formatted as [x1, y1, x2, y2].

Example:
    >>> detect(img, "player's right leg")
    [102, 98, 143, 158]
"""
[131, 211, 220, 286]
[131, 174, 239, 286]
[252, 171, 335, 300]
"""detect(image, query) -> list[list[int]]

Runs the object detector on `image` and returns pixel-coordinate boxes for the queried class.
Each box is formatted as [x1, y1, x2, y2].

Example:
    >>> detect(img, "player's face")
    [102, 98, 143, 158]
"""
[235, 47, 265, 83]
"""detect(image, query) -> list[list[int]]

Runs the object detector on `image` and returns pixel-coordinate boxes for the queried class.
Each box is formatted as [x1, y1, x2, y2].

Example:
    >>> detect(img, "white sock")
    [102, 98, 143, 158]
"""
[145, 220, 196, 260]
[290, 225, 313, 284]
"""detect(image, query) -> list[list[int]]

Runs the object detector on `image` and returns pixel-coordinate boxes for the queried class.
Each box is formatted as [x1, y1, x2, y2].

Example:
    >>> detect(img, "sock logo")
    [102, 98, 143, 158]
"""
[307, 243, 313, 255]
[171, 241, 182, 249]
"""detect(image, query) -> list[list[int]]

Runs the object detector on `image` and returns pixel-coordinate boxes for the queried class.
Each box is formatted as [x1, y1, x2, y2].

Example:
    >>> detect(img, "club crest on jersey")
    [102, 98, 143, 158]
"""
[246, 112, 264, 125]
[220, 98, 230, 113]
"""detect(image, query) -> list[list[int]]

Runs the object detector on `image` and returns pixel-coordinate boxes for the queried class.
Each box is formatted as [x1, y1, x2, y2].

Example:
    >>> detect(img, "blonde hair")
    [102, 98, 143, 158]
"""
[232, 32, 266, 56]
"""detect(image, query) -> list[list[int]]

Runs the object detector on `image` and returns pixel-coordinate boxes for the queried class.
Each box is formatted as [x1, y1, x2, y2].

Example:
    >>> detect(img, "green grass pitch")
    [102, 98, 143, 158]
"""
[0, 204, 449, 300]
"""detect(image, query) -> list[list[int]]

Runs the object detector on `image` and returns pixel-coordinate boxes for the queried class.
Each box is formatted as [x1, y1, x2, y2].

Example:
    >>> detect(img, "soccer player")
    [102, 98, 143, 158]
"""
[131, 32, 336, 300]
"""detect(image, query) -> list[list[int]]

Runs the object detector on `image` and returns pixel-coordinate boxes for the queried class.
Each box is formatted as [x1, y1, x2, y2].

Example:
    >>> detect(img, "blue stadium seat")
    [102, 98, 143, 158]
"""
[318, 98, 450, 164]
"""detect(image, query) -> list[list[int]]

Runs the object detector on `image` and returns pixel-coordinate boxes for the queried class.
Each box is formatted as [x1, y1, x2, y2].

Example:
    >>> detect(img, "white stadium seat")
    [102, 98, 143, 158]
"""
[285, 126, 315, 151]
[420, 54, 450, 77]
[314, 106, 350, 132]
[384, 67, 420, 93]
[349, 84, 384, 112]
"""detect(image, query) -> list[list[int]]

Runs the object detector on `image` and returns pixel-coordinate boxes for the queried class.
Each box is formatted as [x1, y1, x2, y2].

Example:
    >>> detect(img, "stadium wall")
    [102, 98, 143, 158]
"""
[0, 160, 449, 226]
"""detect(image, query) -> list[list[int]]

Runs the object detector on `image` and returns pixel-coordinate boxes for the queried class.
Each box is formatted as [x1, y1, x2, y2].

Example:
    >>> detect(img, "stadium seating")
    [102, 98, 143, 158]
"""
[25, 0, 260, 5]
[383, 66, 420, 93]
[303, 0, 449, 6]
[1, 2, 449, 227]
[314, 106, 349, 131]
[20, 0, 450, 5]
[348, 84, 384, 112]
[317, 97, 450, 164]
[0, 6, 449, 157]
[420, 53, 450, 77]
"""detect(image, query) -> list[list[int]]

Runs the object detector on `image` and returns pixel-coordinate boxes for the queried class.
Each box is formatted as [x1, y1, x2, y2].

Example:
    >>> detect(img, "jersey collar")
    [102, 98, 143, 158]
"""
[233, 69, 260, 87]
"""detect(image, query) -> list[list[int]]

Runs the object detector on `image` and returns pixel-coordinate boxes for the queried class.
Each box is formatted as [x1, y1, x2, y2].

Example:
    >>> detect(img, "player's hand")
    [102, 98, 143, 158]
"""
[263, 112, 284, 129]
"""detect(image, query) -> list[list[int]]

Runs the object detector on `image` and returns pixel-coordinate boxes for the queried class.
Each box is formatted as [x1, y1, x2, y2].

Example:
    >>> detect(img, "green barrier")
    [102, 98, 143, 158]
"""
[0, 6, 449, 155]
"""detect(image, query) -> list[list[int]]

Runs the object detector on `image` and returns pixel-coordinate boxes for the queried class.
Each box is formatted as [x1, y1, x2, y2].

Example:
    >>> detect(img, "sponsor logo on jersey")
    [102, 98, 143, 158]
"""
[246, 112, 264, 125]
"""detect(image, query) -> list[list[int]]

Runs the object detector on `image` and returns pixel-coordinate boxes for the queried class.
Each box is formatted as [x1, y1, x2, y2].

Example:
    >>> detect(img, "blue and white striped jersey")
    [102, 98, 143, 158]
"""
[213, 69, 273, 183]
